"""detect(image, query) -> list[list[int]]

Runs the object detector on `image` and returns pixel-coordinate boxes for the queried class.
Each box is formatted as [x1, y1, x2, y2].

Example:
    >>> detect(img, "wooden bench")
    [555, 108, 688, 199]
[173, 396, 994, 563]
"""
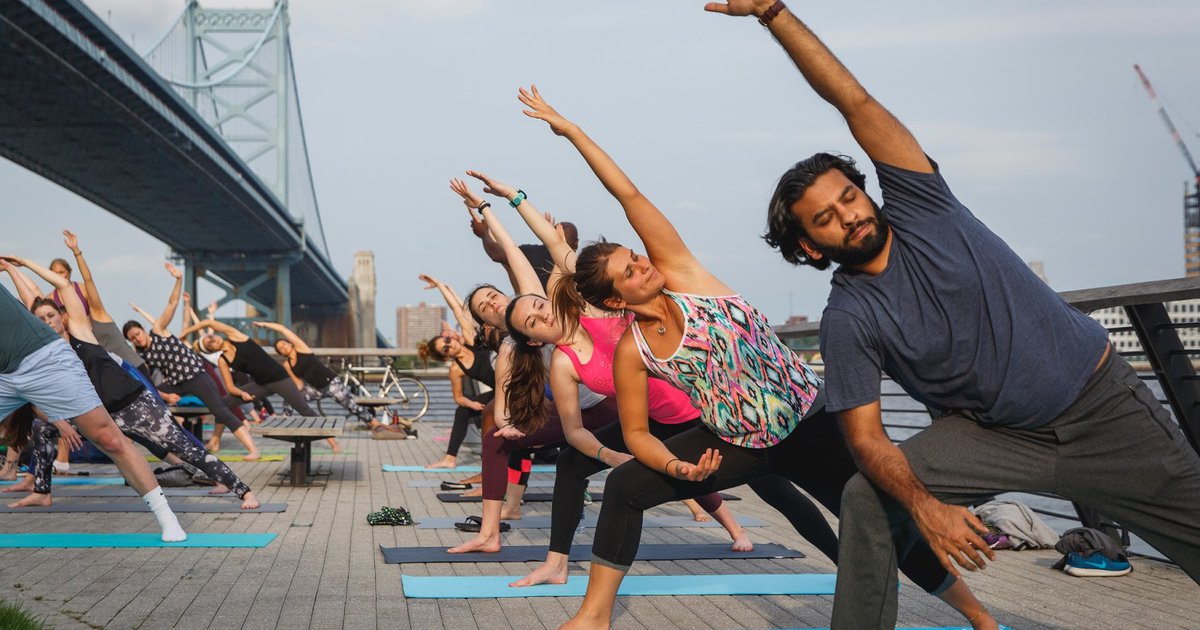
[249, 416, 345, 486]
[168, 406, 210, 442]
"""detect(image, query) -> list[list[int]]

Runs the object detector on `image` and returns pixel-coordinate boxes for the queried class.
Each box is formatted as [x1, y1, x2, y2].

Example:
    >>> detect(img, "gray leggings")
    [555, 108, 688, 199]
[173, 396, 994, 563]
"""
[296, 380, 373, 423]
[30, 389, 252, 498]
[831, 353, 1200, 629]
[159, 372, 244, 431]
[226, 378, 318, 416]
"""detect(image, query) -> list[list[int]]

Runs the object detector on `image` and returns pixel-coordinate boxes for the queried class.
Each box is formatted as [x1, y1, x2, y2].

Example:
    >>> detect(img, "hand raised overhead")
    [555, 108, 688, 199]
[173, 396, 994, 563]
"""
[450, 178, 486, 210]
[518, 85, 575, 136]
[465, 170, 517, 201]
[63, 229, 79, 252]
[703, 0, 774, 17]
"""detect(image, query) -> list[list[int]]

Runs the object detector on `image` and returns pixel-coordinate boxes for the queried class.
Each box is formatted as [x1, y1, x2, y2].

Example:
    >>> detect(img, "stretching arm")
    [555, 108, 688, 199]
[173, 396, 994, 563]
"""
[455, 175, 544, 297]
[182, 318, 249, 342]
[420, 274, 476, 343]
[839, 402, 993, 576]
[217, 358, 254, 401]
[450, 364, 484, 410]
[8, 256, 96, 343]
[1, 258, 41, 308]
[707, 1, 929, 172]
[154, 264, 185, 333]
[253, 321, 311, 353]
[551, 352, 632, 468]
[63, 230, 112, 322]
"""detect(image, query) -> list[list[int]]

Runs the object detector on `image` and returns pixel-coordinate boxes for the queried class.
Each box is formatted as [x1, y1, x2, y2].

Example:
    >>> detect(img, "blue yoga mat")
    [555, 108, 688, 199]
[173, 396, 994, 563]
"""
[791, 627, 1013, 630]
[0, 477, 125, 486]
[383, 464, 556, 473]
[0, 533, 277, 548]
[401, 573, 836, 598]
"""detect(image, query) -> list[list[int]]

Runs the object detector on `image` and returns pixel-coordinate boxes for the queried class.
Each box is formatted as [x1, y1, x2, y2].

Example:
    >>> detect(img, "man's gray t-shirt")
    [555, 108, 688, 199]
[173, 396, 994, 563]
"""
[819, 159, 1108, 429]
[0, 284, 60, 374]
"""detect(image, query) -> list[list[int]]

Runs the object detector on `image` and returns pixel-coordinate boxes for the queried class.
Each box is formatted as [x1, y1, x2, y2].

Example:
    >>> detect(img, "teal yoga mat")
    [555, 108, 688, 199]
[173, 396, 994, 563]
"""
[414, 515, 767, 529]
[401, 573, 837, 598]
[383, 464, 556, 473]
[0, 477, 125, 486]
[0, 533, 277, 548]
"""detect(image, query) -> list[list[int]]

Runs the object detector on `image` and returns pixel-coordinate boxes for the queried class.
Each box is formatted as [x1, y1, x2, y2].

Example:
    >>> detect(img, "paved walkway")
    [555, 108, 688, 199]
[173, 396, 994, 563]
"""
[0, 420, 1196, 629]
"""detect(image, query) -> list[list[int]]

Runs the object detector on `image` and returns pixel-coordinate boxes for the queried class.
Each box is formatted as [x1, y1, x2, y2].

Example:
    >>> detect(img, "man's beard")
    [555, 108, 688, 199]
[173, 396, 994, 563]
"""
[816, 201, 890, 267]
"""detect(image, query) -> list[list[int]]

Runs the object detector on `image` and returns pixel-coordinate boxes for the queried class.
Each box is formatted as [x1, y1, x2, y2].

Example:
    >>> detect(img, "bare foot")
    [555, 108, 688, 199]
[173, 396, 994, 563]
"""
[971, 610, 1000, 630]
[510, 561, 568, 587]
[205, 438, 221, 453]
[730, 529, 754, 552]
[1, 475, 34, 493]
[460, 486, 482, 498]
[424, 456, 458, 469]
[447, 534, 501, 554]
[558, 613, 609, 630]
[459, 473, 482, 485]
[0, 464, 17, 481]
[209, 483, 231, 495]
[500, 506, 522, 520]
[327, 438, 342, 453]
[242, 450, 261, 462]
[240, 491, 261, 510]
[691, 511, 711, 522]
[7, 492, 51, 508]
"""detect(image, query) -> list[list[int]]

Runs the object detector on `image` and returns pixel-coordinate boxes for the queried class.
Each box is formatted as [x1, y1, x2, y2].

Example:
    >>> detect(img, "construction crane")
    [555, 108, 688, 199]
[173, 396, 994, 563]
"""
[1134, 64, 1200, 275]
[1135, 64, 1200, 185]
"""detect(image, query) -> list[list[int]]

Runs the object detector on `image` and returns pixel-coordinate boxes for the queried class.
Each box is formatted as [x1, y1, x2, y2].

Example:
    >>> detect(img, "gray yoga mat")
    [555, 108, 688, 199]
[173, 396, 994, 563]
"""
[437, 492, 740, 503]
[380, 542, 803, 564]
[0, 502, 286, 513]
[10, 487, 236, 498]
[414, 515, 767, 529]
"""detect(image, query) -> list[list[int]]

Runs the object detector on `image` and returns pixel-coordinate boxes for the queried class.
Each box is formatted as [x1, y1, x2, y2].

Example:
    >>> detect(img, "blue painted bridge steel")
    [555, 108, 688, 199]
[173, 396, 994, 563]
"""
[0, 0, 348, 308]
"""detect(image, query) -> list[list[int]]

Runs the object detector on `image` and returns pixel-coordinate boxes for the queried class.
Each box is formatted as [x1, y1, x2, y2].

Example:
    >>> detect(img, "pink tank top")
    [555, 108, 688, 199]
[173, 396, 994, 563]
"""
[557, 315, 698, 425]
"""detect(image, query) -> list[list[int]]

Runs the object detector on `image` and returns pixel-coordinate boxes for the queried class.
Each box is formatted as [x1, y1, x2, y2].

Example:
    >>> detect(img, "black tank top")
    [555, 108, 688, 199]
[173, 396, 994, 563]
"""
[454, 348, 495, 388]
[292, 352, 336, 389]
[70, 336, 144, 412]
[229, 338, 289, 385]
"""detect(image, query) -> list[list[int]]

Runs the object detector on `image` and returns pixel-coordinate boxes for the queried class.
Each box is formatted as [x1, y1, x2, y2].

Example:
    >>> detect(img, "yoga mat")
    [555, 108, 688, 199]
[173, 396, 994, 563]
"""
[414, 515, 767, 530]
[791, 627, 1013, 630]
[381, 542, 803, 564]
[23, 487, 236, 497]
[407, 479, 590, 488]
[401, 573, 836, 598]
[383, 464, 556, 473]
[0, 477, 125, 486]
[437, 492, 739, 503]
[148, 454, 285, 462]
[0, 533, 277, 548]
[0, 502, 286, 513]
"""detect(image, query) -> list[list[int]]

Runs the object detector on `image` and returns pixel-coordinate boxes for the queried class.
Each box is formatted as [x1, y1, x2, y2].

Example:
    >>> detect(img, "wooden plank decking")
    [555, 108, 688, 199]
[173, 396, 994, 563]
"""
[0, 419, 1196, 629]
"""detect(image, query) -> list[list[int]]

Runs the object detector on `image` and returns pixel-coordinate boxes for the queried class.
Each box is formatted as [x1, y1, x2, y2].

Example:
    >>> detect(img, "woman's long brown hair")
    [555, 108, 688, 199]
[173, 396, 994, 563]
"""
[502, 296, 549, 433]
[0, 404, 36, 452]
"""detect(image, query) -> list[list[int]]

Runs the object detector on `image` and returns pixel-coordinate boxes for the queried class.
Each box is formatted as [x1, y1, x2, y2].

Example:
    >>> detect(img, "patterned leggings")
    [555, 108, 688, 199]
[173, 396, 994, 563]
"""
[298, 380, 374, 424]
[30, 389, 252, 498]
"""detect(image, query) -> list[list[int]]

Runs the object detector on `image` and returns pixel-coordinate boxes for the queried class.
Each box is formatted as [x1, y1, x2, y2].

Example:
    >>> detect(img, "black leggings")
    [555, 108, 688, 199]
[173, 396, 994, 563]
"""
[591, 409, 950, 594]
[225, 378, 317, 416]
[553, 419, 837, 560]
[447, 391, 495, 457]
[159, 372, 243, 431]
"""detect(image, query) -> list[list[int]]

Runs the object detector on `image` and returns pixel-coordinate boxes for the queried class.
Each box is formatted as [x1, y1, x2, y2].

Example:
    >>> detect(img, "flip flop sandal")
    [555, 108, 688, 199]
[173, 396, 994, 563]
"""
[441, 481, 473, 491]
[367, 505, 413, 526]
[454, 516, 510, 533]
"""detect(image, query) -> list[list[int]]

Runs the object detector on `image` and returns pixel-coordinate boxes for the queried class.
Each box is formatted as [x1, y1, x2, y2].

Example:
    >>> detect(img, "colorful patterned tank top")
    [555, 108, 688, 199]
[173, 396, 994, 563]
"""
[558, 314, 698, 424]
[631, 291, 821, 448]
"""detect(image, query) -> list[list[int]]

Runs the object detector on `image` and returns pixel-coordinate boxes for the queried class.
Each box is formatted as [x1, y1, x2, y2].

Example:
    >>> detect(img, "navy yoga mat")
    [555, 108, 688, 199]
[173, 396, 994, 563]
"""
[436, 491, 739, 503]
[413, 515, 767, 529]
[383, 464, 556, 473]
[380, 542, 803, 564]
[401, 573, 836, 598]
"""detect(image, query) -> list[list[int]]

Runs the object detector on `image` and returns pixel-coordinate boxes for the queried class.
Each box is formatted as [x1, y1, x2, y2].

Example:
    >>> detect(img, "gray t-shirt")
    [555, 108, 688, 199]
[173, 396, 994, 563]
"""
[0, 285, 59, 374]
[820, 159, 1108, 429]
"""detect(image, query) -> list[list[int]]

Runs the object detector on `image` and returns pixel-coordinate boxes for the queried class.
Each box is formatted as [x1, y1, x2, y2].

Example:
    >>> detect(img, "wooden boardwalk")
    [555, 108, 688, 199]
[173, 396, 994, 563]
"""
[0, 420, 1196, 629]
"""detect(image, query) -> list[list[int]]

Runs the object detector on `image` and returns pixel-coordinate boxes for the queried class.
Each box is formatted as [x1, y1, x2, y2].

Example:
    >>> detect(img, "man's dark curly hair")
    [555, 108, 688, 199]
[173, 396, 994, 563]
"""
[764, 153, 868, 270]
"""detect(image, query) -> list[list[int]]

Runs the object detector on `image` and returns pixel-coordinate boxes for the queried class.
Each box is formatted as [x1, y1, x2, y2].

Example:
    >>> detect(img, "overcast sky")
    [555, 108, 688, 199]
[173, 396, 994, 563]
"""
[4, 0, 1199, 339]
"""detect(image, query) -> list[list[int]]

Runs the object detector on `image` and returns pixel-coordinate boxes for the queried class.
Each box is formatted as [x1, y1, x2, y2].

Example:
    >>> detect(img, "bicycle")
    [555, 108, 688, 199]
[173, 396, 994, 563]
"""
[317, 359, 429, 424]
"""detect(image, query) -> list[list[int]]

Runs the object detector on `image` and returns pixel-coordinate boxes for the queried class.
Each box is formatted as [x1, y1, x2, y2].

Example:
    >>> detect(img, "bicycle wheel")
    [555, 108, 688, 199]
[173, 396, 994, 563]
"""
[389, 377, 430, 422]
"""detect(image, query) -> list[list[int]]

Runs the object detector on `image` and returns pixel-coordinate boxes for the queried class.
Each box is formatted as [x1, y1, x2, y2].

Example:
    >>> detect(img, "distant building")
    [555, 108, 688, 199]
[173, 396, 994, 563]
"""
[396, 302, 445, 351]
[347, 251, 377, 348]
[774, 314, 820, 362]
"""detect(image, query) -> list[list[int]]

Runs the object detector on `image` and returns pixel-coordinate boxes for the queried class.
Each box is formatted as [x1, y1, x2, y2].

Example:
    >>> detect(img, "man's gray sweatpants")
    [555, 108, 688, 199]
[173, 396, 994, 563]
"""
[831, 353, 1200, 629]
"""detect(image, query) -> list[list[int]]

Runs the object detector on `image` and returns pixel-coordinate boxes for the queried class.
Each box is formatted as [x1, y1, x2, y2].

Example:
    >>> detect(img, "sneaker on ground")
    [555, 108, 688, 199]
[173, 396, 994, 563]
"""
[1063, 551, 1132, 577]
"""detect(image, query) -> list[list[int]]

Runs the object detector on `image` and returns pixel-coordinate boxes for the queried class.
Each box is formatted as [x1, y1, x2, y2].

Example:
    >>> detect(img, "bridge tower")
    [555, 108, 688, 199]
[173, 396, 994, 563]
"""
[143, 0, 329, 336]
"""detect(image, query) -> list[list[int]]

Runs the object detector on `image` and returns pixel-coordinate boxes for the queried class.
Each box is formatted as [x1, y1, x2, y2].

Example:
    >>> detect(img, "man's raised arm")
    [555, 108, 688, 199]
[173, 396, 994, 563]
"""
[707, 0, 931, 173]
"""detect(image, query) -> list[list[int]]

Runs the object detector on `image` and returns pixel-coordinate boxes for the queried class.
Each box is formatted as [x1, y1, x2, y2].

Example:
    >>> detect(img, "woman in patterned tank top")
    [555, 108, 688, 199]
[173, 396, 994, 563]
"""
[518, 86, 990, 630]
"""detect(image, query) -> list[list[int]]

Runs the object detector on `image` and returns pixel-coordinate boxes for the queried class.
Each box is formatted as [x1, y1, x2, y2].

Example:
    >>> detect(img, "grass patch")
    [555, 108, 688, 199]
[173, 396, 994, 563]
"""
[0, 598, 47, 630]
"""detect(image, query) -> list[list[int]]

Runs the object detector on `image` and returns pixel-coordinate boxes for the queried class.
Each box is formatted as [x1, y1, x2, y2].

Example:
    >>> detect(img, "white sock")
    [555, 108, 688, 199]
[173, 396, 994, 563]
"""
[142, 486, 187, 542]
[53, 460, 70, 473]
